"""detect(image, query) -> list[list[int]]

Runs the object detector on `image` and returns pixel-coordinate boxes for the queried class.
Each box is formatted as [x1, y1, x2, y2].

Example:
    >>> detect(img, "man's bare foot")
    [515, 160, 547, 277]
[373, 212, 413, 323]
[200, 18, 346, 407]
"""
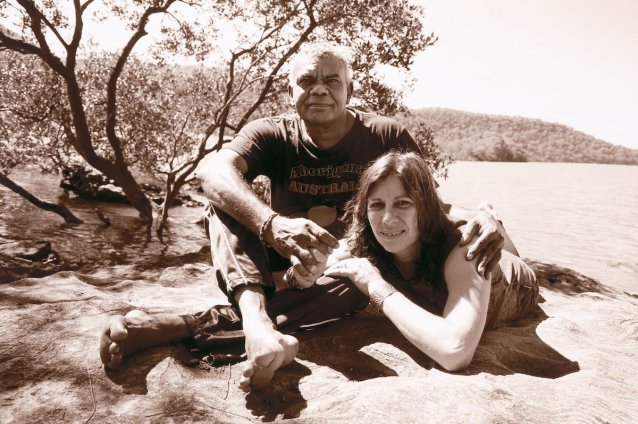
[238, 329, 299, 391]
[99, 310, 189, 369]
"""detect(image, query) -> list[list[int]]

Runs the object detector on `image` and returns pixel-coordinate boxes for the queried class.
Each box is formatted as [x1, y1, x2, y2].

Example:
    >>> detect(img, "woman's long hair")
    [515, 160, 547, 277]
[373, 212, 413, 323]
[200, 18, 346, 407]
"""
[343, 151, 456, 287]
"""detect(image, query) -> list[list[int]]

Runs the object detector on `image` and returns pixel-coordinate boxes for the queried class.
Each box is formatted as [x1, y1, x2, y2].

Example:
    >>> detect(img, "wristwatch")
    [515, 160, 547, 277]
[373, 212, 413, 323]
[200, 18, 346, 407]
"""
[369, 282, 398, 312]
[283, 267, 315, 290]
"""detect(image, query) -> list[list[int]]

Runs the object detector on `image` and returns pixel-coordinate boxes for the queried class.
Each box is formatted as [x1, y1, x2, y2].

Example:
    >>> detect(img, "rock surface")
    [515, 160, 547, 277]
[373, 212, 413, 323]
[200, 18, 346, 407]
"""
[1, 256, 637, 423]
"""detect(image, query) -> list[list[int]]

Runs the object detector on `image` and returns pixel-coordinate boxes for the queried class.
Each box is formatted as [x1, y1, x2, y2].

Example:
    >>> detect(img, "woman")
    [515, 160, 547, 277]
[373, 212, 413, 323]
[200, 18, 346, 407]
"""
[314, 151, 539, 371]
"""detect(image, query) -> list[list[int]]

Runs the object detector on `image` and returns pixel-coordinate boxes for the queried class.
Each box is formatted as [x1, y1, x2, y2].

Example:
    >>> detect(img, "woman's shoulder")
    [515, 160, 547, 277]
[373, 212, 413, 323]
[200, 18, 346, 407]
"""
[443, 236, 488, 292]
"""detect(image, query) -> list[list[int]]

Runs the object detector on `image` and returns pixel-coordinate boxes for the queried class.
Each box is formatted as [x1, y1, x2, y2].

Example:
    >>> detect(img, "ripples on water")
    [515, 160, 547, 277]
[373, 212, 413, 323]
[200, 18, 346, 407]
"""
[437, 162, 638, 294]
[0, 170, 209, 270]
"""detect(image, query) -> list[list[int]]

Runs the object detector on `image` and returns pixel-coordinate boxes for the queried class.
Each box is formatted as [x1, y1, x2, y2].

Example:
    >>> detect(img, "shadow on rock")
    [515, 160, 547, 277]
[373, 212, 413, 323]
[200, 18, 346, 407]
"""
[296, 305, 579, 381]
[464, 305, 580, 378]
[296, 310, 435, 379]
[244, 360, 312, 421]
[104, 346, 177, 395]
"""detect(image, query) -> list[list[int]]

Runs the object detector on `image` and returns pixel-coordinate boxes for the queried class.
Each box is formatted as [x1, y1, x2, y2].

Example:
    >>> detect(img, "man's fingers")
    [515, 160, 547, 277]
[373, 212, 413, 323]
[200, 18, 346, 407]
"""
[476, 242, 500, 276]
[483, 250, 502, 278]
[295, 248, 318, 267]
[290, 255, 311, 277]
[465, 230, 490, 260]
[460, 220, 479, 246]
[313, 227, 338, 249]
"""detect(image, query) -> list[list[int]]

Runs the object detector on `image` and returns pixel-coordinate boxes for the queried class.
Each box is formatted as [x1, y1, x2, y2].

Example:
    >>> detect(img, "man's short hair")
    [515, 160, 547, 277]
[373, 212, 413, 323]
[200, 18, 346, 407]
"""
[288, 42, 353, 85]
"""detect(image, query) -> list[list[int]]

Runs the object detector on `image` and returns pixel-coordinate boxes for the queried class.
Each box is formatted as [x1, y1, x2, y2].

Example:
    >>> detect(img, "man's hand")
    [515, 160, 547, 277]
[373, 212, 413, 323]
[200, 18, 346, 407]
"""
[459, 211, 504, 277]
[288, 248, 327, 288]
[266, 215, 338, 275]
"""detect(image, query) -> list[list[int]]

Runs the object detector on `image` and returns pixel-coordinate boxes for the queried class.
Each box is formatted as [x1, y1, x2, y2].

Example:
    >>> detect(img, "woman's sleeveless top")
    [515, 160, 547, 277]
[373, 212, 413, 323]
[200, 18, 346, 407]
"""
[384, 229, 461, 316]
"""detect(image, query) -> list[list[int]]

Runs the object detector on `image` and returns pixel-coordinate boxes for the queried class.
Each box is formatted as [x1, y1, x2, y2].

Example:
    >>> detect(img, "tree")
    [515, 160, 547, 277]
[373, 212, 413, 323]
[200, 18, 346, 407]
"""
[1, 0, 436, 235]
[407, 121, 453, 179]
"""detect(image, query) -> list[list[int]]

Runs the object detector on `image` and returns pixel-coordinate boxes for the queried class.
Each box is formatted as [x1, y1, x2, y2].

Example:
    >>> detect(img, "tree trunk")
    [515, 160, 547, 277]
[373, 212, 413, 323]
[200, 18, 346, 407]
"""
[91, 161, 155, 225]
[0, 172, 83, 224]
[112, 165, 154, 224]
[155, 176, 180, 238]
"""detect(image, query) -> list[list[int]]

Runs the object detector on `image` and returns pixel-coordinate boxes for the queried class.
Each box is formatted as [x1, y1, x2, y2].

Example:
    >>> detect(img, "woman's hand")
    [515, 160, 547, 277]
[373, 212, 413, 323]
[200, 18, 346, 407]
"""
[324, 258, 386, 296]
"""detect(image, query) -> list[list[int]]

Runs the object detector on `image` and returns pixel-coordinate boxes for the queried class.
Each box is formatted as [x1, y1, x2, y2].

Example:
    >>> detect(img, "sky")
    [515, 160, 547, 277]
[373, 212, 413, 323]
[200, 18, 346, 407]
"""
[405, 0, 638, 149]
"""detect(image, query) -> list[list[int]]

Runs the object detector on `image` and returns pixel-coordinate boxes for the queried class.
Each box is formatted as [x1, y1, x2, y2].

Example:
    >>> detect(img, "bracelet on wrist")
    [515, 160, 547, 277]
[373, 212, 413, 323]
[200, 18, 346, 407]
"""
[259, 213, 279, 245]
[283, 267, 311, 290]
[369, 282, 398, 312]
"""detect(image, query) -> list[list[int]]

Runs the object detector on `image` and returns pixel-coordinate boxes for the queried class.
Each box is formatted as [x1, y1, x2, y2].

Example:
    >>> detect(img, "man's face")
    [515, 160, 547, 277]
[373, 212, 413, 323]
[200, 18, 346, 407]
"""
[289, 55, 352, 126]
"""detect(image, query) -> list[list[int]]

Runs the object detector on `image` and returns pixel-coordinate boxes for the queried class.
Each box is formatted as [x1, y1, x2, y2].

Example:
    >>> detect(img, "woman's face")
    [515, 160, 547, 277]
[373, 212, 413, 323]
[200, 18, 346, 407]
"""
[366, 175, 420, 263]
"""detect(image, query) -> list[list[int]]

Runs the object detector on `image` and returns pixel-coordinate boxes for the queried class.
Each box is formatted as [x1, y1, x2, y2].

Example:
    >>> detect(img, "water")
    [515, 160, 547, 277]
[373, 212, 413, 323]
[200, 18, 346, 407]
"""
[0, 170, 209, 270]
[2, 164, 637, 294]
[437, 162, 638, 294]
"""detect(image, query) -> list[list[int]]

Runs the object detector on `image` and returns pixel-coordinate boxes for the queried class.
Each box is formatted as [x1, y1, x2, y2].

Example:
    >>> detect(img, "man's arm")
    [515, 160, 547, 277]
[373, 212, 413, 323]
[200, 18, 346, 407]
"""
[197, 149, 337, 272]
[198, 149, 273, 235]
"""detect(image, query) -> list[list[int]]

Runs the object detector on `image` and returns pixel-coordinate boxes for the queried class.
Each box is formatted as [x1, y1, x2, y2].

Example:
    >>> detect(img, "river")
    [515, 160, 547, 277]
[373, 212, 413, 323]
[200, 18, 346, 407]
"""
[437, 161, 638, 295]
[1, 162, 637, 294]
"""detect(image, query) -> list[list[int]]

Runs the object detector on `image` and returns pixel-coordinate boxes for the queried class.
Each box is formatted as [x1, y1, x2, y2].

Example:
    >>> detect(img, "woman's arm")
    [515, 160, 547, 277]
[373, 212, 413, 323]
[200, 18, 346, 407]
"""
[381, 244, 490, 371]
[325, 242, 491, 372]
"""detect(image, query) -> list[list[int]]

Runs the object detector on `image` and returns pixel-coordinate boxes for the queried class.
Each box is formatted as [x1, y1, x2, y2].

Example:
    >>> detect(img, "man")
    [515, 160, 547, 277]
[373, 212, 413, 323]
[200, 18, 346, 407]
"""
[99, 43, 507, 391]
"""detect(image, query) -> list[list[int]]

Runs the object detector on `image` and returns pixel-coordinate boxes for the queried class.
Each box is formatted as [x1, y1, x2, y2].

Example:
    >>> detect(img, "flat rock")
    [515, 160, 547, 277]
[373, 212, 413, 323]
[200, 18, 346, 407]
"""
[1, 258, 636, 423]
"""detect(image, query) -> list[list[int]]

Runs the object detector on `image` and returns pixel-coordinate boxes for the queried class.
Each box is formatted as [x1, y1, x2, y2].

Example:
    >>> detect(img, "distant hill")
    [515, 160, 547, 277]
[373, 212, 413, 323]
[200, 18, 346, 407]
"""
[399, 108, 638, 165]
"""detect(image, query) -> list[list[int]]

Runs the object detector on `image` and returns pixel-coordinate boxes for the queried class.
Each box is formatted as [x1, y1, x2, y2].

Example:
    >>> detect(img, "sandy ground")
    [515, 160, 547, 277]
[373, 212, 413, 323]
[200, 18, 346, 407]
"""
[1, 250, 637, 423]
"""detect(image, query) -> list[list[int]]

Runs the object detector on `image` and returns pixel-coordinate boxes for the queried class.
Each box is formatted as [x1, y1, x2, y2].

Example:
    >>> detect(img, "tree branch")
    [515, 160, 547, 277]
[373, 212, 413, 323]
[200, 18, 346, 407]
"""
[0, 172, 83, 224]
[105, 0, 179, 165]
[25, 0, 69, 49]
[80, 0, 96, 14]
[0, 21, 67, 77]
[16, 1, 52, 50]
[210, 0, 306, 145]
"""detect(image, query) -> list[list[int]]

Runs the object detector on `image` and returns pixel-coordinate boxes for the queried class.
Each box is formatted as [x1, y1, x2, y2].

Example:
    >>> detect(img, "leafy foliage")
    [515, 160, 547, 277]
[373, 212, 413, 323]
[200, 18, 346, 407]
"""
[401, 120, 453, 179]
[0, 53, 75, 173]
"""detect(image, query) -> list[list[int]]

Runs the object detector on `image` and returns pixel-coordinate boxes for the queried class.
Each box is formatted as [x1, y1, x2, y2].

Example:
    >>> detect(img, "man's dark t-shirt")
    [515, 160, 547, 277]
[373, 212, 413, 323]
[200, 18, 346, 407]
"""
[223, 108, 421, 237]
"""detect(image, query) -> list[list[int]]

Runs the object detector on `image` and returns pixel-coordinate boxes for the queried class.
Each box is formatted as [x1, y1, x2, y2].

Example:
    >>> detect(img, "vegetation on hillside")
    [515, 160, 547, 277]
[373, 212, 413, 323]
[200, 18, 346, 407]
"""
[400, 108, 638, 165]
